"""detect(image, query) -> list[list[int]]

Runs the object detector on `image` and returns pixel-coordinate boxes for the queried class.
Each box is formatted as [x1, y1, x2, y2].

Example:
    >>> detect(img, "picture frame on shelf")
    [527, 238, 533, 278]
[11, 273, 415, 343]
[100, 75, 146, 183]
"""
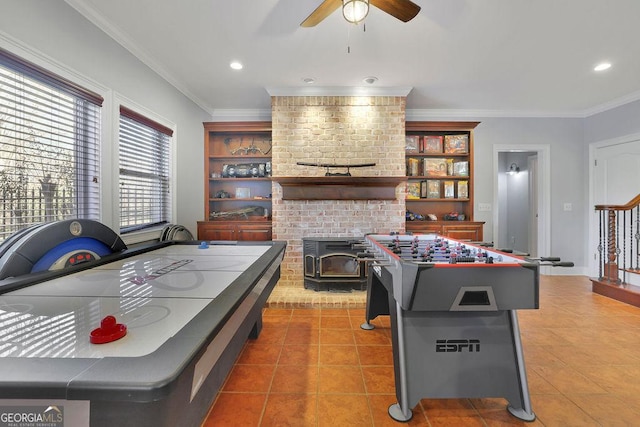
[407, 158, 420, 176]
[235, 187, 251, 199]
[457, 180, 469, 199]
[444, 134, 469, 154]
[420, 180, 428, 198]
[453, 161, 469, 176]
[443, 181, 455, 199]
[426, 180, 441, 199]
[405, 135, 420, 153]
[423, 135, 443, 153]
[406, 182, 421, 199]
[423, 158, 448, 177]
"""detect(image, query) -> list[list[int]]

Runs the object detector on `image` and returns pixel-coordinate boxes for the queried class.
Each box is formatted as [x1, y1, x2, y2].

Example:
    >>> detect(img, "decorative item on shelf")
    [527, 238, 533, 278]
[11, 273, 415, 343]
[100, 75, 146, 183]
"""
[443, 212, 466, 221]
[443, 181, 455, 199]
[427, 213, 438, 221]
[209, 206, 266, 220]
[423, 135, 444, 153]
[419, 180, 428, 198]
[224, 137, 272, 156]
[457, 181, 468, 199]
[406, 182, 421, 199]
[424, 158, 447, 177]
[235, 187, 251, 199]
[213, 190, 231, 198]
[453, 161, 469, 176]
[222, 163, 267, 178]
[407, 158, 420, 176]
[444, 134, 469, 154]
[444, 212, 460, 221]
[446, 158, 454, 176]
[426, 180, 440, 199]
[406, 210, 425, 221]
[405, 135, 420, 153]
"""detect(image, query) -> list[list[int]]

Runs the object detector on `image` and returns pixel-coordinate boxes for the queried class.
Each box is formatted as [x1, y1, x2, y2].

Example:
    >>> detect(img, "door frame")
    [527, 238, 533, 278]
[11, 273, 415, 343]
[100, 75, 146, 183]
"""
[588, 131, 640, 277]
[493, 144, 550, 271]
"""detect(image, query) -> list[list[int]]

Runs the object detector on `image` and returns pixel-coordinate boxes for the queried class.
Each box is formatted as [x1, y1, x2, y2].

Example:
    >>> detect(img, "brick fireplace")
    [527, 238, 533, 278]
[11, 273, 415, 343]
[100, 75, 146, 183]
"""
[270, 95, 406, 289]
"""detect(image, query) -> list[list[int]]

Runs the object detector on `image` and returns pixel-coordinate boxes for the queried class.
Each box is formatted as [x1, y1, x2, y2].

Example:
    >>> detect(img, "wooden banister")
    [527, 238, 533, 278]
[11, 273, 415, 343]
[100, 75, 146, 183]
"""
[595, 194, 640, 211]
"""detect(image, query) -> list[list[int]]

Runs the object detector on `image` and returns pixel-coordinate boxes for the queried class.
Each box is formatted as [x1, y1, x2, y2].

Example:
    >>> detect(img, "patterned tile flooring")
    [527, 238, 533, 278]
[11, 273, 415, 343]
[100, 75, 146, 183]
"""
[202, 275, 640, 426]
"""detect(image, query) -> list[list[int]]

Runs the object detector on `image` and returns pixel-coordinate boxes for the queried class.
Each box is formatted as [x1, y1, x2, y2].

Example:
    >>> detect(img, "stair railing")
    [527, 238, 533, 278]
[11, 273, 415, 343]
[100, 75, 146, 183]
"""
[595, 194, 640, 284]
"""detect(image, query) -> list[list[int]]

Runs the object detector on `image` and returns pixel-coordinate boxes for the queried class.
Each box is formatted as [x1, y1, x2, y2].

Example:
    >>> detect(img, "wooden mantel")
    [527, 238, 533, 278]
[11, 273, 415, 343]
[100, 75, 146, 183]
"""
[275, 176, 406, 200]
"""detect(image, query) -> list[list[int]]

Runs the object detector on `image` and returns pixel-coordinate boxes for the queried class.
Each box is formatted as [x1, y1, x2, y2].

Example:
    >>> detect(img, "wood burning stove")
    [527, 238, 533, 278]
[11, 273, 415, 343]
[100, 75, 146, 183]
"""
[303, 237, 368, 292]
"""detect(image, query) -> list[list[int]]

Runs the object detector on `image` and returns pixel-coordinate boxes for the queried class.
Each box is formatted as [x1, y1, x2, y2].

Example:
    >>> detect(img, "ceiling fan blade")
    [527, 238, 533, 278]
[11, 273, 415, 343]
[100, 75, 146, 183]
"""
[300, 0, 342, 27]
[370, 0, 421, 22]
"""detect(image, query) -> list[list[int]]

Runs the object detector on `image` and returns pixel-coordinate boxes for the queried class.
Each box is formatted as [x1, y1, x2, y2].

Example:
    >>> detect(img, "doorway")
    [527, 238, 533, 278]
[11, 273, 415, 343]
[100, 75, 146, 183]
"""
[493, 145, 550, 262]
[588, 132, 640, 277]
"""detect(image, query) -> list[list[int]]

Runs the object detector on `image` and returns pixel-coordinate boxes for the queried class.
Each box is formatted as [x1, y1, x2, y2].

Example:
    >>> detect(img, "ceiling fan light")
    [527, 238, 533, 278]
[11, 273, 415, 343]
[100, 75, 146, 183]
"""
[342, 0, 369, 24]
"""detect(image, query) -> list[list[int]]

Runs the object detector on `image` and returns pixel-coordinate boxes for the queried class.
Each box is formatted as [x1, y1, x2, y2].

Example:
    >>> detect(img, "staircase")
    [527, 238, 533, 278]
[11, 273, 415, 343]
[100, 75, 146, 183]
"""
[591, 194, 640, 307]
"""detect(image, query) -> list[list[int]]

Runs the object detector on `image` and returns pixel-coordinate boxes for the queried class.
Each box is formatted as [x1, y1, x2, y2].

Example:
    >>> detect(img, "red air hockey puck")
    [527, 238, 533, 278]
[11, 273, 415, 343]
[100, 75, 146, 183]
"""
[90, 315, 127, 344]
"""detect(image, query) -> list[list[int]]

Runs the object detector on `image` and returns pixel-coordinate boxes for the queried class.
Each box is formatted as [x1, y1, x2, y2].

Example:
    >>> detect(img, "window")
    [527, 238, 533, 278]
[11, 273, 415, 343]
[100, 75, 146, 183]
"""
[0, 48, 102, 242]
[118, 106, 172, 233]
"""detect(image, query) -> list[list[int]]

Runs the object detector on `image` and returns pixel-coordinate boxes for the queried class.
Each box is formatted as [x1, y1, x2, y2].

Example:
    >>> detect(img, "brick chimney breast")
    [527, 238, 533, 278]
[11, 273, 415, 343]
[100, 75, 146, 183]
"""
[271, 96, 406, 288]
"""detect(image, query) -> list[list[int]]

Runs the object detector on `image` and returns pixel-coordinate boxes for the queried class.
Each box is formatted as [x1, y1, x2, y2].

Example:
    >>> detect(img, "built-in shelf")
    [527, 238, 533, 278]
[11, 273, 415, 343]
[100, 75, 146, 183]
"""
[275, 176, 406, 200]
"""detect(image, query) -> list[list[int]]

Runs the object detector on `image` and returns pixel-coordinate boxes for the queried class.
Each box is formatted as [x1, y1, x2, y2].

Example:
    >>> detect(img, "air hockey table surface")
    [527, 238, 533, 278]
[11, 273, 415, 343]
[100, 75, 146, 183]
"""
[0, 236, 285, 427]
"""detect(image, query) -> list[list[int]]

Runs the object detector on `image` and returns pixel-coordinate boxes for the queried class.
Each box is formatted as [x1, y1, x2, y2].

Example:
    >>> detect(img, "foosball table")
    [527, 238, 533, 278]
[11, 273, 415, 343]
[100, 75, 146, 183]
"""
[357, 233, 572, 423]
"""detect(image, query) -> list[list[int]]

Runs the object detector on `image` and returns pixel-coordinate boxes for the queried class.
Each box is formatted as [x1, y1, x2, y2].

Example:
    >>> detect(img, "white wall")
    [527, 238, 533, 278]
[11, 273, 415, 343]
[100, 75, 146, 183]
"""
[0, 0, 210, 238]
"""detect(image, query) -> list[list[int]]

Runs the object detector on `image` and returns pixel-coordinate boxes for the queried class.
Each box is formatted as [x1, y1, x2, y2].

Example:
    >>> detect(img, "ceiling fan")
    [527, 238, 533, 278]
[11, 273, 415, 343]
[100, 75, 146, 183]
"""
[301, 0, 421, 27]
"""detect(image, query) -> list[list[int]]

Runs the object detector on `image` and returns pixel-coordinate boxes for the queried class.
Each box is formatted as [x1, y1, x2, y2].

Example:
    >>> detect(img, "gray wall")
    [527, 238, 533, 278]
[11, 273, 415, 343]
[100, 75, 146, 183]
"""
[415, 116, 587, 271]
[585, 100, 640, 144]
[0, 0, 210, 237]
[475, 118, 585, 268]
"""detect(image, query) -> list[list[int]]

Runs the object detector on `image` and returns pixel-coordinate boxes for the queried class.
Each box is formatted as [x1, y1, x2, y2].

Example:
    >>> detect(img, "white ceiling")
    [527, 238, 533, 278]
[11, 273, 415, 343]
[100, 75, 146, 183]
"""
[65, 0, 640, 118]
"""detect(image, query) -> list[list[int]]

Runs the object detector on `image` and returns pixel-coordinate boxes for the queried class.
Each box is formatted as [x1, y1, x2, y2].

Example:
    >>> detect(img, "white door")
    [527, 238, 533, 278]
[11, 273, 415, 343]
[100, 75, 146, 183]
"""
[593, 140, 640, 205]
[590, 137, 640, 277]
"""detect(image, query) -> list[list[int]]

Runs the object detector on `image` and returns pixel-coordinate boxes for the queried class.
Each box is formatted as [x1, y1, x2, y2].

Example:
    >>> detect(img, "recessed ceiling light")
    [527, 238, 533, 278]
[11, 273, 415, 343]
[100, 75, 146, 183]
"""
[594, 62, 611, 72]
[230, 61, 243, 70]
[302, 77, 315, 84]
[363, 76, 378, 84]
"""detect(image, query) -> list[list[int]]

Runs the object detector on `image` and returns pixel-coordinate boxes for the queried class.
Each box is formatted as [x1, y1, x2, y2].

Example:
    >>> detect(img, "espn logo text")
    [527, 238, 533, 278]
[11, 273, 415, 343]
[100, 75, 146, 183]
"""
[435, 339, 480, 353]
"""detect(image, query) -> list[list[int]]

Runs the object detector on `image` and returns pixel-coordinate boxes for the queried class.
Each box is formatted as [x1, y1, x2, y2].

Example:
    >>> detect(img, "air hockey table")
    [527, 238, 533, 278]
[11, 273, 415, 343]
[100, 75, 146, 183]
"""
[358, 233, 571, 423]
[0, 220, 286, 427]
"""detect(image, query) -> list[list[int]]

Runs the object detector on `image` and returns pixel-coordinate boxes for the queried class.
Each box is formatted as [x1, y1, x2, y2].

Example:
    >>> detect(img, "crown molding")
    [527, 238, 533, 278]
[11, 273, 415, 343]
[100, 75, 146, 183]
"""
[64, 0, 214, 116]
[406, 109, 585, 120]
[209, 109, 272, 122]
[266, 86, 413, 97]
[582, 89, 640, 117]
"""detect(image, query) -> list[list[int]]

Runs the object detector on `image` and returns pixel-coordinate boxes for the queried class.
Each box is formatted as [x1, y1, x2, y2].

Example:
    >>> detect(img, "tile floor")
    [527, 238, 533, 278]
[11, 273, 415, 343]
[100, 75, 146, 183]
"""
[202, 275, 640, 426]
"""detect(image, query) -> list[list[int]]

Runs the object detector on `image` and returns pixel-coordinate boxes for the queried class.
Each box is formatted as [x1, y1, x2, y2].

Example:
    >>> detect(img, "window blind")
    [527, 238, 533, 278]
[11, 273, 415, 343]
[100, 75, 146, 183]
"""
[118, 107, 172, 233]
[0, 48, 102, 242]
